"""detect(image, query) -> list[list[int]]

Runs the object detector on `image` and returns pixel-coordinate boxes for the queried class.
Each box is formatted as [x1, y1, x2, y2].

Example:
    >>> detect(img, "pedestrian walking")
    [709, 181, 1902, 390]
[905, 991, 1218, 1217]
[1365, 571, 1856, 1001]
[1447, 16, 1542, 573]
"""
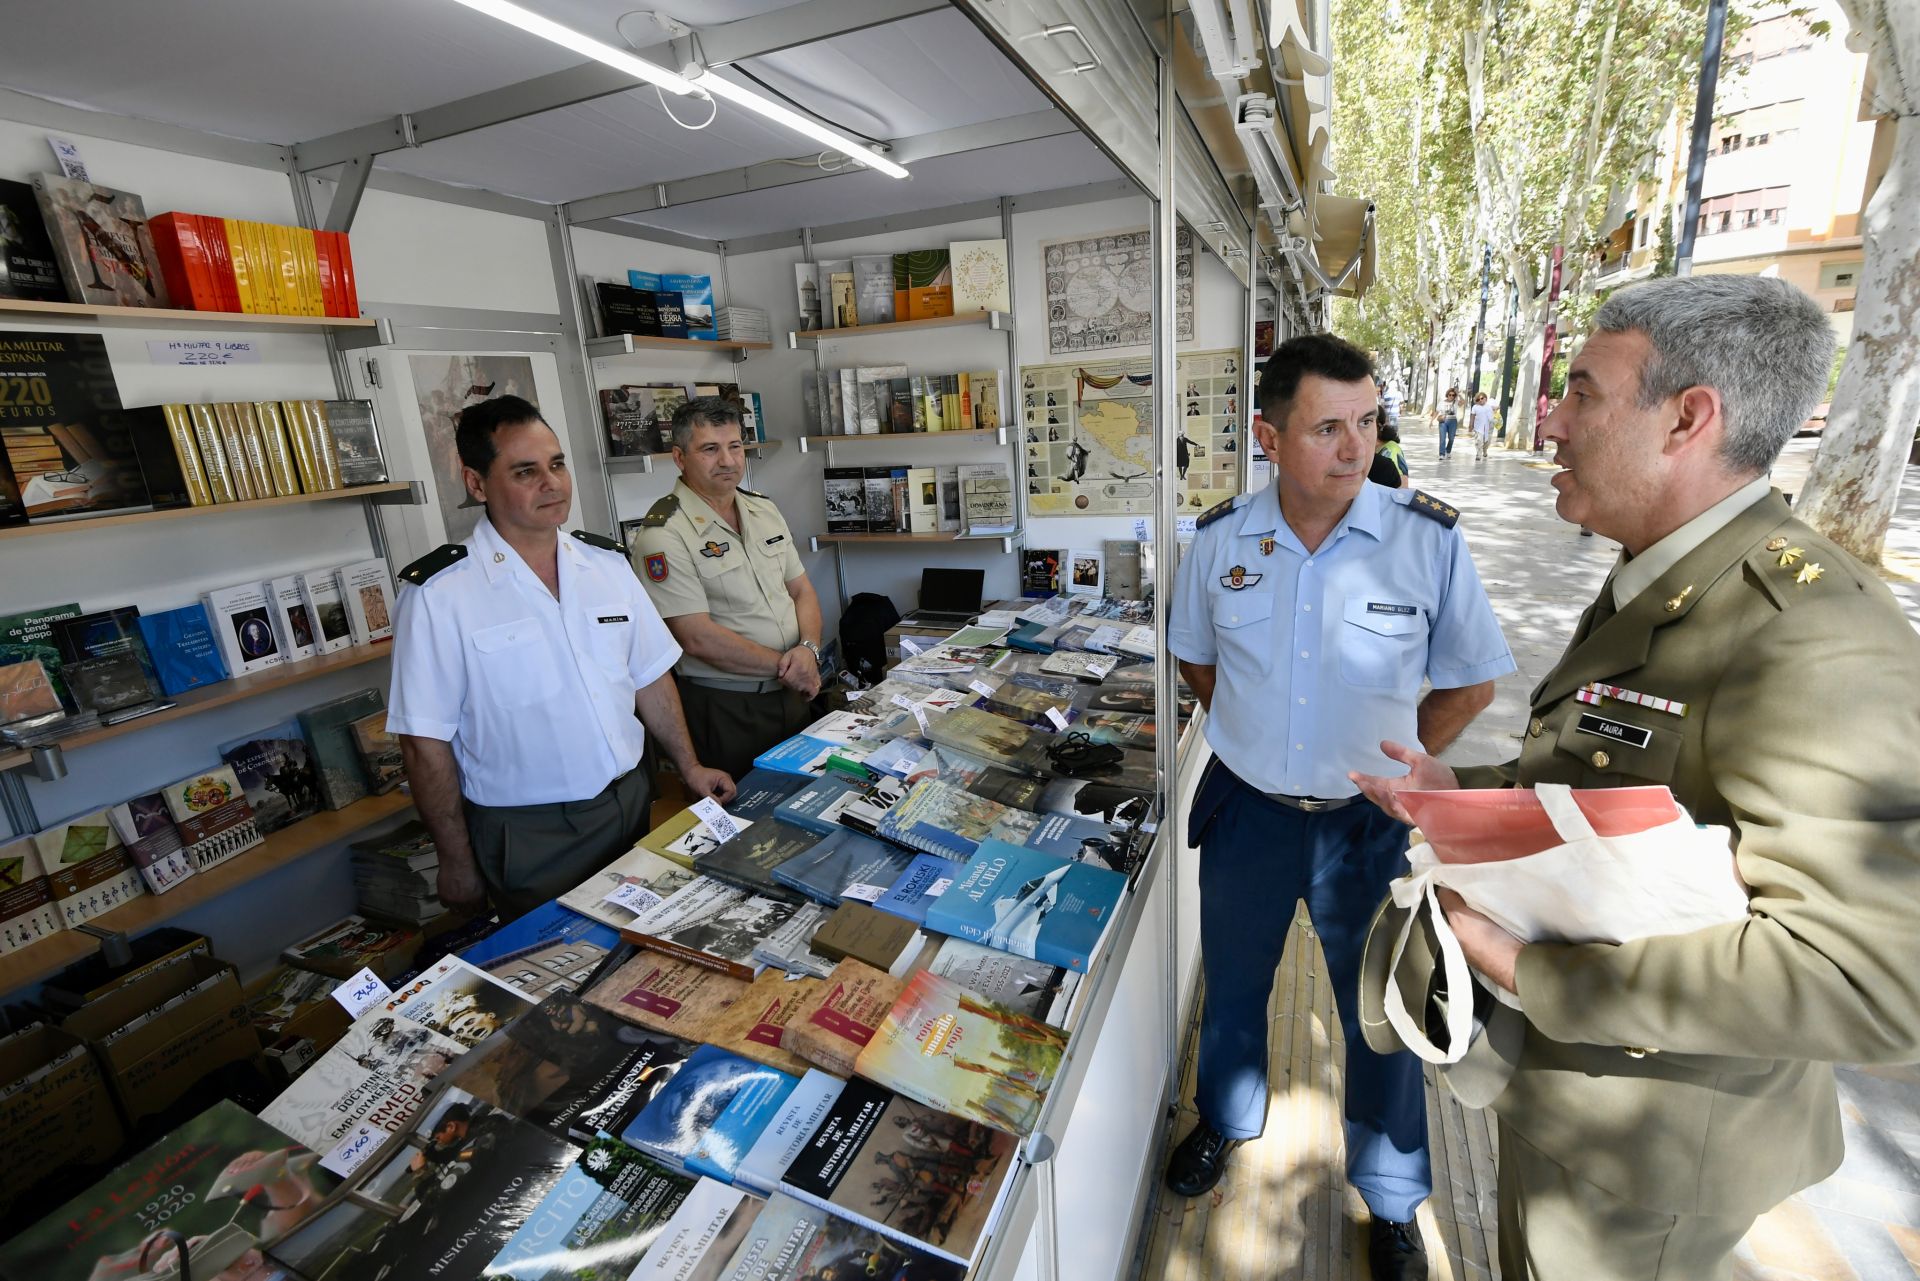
[1470, 393, 1494, 461]
[1436, 389, 1461, 459]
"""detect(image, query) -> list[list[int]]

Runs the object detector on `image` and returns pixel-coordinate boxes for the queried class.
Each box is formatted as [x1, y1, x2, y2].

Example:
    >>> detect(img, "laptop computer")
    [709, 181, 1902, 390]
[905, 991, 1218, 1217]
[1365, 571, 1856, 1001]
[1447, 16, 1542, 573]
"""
[902, 567, 987, 626]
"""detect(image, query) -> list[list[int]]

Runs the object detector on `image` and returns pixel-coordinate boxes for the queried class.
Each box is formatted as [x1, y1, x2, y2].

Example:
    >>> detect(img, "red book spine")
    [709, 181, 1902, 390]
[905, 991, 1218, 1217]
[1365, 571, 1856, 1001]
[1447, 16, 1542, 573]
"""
[174, 214, 223, 310]
[314, 231, 341, 317]
[199, 214, 242, 313]
[334, 231, 360, 317]
[147, 215, 200, 310]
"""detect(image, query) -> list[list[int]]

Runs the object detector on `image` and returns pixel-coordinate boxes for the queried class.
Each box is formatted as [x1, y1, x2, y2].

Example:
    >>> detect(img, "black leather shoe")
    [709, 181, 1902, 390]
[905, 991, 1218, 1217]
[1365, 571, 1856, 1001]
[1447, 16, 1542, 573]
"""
[1368, 1216, 1428, 1281]
[1163, 1120, 1236, 1197]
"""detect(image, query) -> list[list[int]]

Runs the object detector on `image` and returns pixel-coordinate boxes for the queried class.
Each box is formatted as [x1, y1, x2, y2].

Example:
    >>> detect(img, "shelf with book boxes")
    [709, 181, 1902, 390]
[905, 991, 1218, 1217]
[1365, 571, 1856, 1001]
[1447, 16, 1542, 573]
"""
[791, 240, 1010, 335]
[582, 265, 771, 360]
[0, 172, 360, 317]
[0, 557, 398, 779]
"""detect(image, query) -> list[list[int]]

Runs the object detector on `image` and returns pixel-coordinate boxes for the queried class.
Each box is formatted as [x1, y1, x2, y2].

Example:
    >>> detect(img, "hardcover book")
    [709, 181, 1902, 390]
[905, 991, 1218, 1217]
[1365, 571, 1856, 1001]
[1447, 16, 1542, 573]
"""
[0, 603, 82, 711]
[452, 991, 701, 1144]
[726, 767, 809, 822]
[0, 837, 62, 954]
[258, 1004, 467, 1151]
[597, 280, 644, 335]
[620, 1043, 792, 1175]
[104, 791, 194, 893]
[135, 602, 230, 696]
[269, 1090, 578, 1281]
[348, 709, 405, 793]
[626, 876, 796, 980]
[298, 686, 385, 809]
[218, 719, 320, 833]
[823, 467, 866, 533]
[807, 901, 919, 972]
[203, 581, 285, 676]
[900, 248, 953, 320]
[336, 556, 395, 644]
[0, 1100, 338, 1281]
[321, 398, 388, 485]
[585, 950, 750, 1043]
[779, 958, 904, 1077]
[861, 465, 896, 531]
[692, 819, 821, 904]
[53, 605, 163, 714]
[485, 1138, 699, 1281]
[717, 1189, 965, 1281]
[922, 706, 1051, 774]
[0, 330, 149, 521]
[854, 969, 1067, 1137]
[770, 828, 915, 906]
[733, 1070, 844, 1196]
[159, 764, 263, 871]
[29, 173, 170, 307]
[777, 1076, 1016, 1266]
[927, 935, 1080, 1028]
[701, 969, 824, 1077]
[0, 657, 60, 726]
[299, 567, 356, 654]
[624, 1177, 761, 1281]
[872, 853, 962, 926]
[661, 273, 717, 341]
[875, 778, 1038, 861]
[924, 838, 1124, 973]
[656, 289, 689, 340]
[771, 774, 865, 835]
[949, 238, 1010, 313]
[0, 177, 65, 301]
[563, 841, 700, 929]
[602, 384, 660, 456]
[31, 808, 145, 929]
[850, 255, 896, 326]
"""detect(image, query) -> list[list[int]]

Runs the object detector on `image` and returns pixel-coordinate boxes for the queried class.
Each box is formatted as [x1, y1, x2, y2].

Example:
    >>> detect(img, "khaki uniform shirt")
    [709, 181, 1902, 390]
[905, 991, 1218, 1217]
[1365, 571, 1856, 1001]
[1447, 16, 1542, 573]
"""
[630, 479, 805, 682]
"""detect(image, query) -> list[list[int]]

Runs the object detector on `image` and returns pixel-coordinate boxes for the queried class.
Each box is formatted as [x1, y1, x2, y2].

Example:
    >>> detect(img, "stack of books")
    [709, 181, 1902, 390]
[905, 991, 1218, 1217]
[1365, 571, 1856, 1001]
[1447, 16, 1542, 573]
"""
[715, 304, 770, 344]
[350, 820, 444, 924]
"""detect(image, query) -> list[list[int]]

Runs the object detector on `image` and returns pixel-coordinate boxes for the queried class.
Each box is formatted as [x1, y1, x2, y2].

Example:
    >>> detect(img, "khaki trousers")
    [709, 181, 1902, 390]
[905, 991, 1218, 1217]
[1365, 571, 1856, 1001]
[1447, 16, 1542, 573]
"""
[463, 767, 654, 919]
[1496, 1122, 1756, 1281]
[677, 675, 814, 780]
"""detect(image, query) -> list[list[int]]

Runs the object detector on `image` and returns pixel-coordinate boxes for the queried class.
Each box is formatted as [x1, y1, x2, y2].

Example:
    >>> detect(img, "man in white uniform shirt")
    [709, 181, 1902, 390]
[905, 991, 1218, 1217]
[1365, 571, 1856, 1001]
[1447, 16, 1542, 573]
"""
[389, 395, 734, 917]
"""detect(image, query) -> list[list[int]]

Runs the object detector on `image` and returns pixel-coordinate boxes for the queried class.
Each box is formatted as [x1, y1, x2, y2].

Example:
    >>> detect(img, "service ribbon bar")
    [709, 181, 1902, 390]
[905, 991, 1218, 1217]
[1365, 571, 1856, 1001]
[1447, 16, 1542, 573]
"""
[1576, 682, 1688, 717]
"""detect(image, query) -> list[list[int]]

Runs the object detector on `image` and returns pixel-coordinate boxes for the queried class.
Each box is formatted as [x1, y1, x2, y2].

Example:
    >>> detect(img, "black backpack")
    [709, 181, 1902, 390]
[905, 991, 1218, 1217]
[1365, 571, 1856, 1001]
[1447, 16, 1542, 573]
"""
[838, 591, 901, 686]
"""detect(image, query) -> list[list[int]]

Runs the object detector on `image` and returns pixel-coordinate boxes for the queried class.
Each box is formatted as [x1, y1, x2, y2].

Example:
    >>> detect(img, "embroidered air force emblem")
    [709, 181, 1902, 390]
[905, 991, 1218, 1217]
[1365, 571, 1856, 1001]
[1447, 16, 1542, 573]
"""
[699, 540, 731, 559]
[1220, 565, 1262, 590]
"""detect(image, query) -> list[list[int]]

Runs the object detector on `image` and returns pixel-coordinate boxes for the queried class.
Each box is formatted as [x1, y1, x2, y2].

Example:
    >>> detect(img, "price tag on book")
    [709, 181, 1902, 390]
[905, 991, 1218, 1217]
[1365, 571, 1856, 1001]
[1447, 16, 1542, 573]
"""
[890, 694, 931, 733]
[320, 1123, 384, 1179]
[967, 679, 997, 697]
[331, 967, 393, 1018]
[691, 797, 741, 844]
[603, 879, 665, 917]
[841, 882, 887, 904]
[1046, 706, 1071, 731]
[928, 877, 953, 899]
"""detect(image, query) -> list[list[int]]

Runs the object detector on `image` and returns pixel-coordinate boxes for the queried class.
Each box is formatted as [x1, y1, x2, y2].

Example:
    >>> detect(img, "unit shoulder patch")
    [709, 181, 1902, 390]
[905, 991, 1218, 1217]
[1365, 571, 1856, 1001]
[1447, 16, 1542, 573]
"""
[571, 529, 625, 553]
[1408, 490, 1460, 528]
[1196, 498, 1238, 529]
[639, 494, 680, 528]
[398, 543, 467, 586]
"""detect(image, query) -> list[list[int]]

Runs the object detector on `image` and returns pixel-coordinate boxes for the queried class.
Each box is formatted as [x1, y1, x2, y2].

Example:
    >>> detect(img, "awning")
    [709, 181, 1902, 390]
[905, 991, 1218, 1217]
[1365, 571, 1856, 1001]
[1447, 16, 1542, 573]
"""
[1315, 194, 1376, 298]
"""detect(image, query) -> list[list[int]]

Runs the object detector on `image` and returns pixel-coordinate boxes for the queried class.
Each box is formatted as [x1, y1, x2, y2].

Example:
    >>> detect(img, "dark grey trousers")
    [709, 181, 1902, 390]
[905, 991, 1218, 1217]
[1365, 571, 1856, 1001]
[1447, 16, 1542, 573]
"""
[463, 767, 654, 919]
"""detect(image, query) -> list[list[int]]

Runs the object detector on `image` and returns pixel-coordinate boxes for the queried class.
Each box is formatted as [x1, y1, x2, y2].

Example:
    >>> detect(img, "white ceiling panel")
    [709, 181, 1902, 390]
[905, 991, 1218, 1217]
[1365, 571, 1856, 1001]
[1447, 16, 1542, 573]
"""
[611, 132, 1125, 240]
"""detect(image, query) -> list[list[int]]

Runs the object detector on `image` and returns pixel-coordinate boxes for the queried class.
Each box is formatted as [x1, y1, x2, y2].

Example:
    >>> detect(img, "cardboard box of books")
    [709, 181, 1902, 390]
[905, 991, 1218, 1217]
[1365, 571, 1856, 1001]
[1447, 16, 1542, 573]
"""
[61, 952, 256, 1123]
[0, 1023, 123, 1217]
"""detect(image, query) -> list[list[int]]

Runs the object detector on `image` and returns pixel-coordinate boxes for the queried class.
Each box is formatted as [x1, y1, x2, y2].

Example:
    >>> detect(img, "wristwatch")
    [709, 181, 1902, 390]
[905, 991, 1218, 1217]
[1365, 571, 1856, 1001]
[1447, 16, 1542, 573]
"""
[799, 640, 823, 666]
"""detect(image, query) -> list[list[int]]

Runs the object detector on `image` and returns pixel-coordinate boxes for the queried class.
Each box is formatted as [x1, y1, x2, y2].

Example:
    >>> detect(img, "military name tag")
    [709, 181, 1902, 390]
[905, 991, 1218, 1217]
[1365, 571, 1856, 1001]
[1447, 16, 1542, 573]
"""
[1367, 602, 1416, 615]
[597, 614, 629, 624]
[764, 534, 786, 546]
[1576, 712, 1652, 749]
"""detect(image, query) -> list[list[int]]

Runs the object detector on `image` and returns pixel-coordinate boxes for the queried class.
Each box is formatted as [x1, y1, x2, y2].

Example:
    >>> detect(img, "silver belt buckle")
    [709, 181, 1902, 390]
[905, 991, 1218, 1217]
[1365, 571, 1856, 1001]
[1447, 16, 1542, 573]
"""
[1296, 797, 1329, 812]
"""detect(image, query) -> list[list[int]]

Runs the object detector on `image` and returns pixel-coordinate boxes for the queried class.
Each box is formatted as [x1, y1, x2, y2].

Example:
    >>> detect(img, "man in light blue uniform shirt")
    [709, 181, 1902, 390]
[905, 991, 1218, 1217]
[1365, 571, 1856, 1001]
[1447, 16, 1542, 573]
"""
[1166, 334, 1514, 1280]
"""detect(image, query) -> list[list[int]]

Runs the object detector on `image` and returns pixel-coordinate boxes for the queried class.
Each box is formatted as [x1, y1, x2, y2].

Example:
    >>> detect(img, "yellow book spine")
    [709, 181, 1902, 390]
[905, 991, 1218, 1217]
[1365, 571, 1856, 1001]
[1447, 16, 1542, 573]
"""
[282, 400, 323, 492]
[247, 222, 277, 315]
[254, 400, 300, 495]
[187, 403, 237, 503]
[160, 403, 213, 507]
[272, 225, 298, 316]
[210, 403, 257, 501]
[223, 218, 255, 313]
[297, 229, 323, 316]
[233, 402, 277, 497]
[309, 400, 343, 490]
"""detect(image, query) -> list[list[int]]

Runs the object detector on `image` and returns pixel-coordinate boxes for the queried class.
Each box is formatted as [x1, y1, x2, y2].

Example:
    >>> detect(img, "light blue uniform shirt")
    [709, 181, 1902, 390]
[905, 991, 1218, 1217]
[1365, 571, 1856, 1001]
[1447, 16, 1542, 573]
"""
[1168, 481, 1515, 797]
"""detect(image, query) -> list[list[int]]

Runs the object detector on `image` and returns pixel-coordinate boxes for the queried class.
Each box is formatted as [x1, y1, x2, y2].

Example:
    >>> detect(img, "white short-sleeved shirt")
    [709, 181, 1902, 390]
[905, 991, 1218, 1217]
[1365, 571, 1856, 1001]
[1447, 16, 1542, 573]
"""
[1470, 404, 1495, 436]
[387, 515, 682, 806]
[1168, 481, 1515, 797]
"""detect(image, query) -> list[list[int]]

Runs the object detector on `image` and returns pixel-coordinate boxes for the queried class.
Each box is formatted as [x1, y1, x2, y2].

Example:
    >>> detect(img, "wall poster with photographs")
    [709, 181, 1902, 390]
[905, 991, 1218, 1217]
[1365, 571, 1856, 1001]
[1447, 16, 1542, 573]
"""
[1020, 346, 1243, 516]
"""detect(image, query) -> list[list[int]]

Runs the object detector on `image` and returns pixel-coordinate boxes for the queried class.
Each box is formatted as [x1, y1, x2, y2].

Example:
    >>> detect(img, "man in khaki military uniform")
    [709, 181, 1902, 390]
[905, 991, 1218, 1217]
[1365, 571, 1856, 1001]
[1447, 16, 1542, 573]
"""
[1352, 275, 1920, 1280]
[632, 396, 825, 778]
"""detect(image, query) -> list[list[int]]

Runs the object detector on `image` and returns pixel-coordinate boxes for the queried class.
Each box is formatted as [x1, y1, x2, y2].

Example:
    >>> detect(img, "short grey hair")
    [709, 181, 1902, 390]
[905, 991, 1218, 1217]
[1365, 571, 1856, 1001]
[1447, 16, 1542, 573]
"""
[670, 395, 744, 452]
[1592, 275, 1834, 473]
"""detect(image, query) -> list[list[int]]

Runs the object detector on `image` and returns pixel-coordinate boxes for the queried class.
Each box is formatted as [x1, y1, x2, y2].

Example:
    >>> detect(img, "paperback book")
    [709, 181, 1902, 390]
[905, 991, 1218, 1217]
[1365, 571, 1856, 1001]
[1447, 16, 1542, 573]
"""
[203, 581, 285, 676]
[30, 174, 170, 308]
[218, 719, 321, 833]
[624, 1177, 762, 1281]
[620, 1043, 793, 1176]
[348, 709, 405, 793]
[585, 949, 750, 1044]
[258, 1005, 467, 1152]
[875, 778, 1039, 861]
[283, 913, 421, 980]
[924, 838, 1124, 973]
[925, 936, 1080, 1028]
[0, 837, 62, 954]
[871, 853, 961, 926]
[770, 828, 915, 906]
[159, 764, 263, 871]
[135, 602, 229, 695]
[779, 958, 904, 1077]
[104, 790, 194, 893]
[485, 1138, 699, 1281]
[693, 819, 821, 902]
[732, 1071, 845, 1196]
[626, 875, 796, 980]
[32, 807, 144, 929]
[561, 841, 700, 930]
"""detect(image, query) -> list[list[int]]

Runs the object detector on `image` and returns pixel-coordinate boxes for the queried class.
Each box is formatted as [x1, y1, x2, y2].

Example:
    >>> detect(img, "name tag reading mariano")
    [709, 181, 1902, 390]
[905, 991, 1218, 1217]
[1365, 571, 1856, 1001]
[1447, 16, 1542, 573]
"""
[597, 614, 630, 624]
[1367, 602, 1417, 616]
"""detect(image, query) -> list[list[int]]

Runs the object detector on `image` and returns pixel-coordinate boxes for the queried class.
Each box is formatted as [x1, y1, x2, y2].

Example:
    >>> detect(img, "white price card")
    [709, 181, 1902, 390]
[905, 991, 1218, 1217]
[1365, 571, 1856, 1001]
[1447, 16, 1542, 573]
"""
[147, 339, 260, 366]
[840, 882, 887, 904]
[690, 797, 741, 843]
[603, 880, 665, 916]
[48, 136, 88, 179]
[1045, 707, 1071, 731]
[320, 1123, 385, 1178]
[890, 694, 931, 732]
[331, 966, 393, 1018]
[927, 877, 953, 899]
[967, 680, 997, 697]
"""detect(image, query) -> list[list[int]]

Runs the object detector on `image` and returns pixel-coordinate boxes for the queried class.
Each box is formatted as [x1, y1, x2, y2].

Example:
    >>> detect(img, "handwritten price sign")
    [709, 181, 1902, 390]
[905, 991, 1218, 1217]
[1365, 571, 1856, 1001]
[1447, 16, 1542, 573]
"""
[331, 966, 394, 1018]
[147, 339, 261, 366]
[320, 1123, 384, 1178]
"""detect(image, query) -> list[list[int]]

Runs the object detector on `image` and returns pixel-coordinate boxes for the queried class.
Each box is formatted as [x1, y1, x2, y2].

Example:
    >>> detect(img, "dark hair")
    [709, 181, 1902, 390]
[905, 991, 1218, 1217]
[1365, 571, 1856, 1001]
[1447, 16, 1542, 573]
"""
[1377, 416, 1400, 444]
[456, 395, 547, 473]
[671, 396, 744, 451]
[1257, 333, 1374, 428]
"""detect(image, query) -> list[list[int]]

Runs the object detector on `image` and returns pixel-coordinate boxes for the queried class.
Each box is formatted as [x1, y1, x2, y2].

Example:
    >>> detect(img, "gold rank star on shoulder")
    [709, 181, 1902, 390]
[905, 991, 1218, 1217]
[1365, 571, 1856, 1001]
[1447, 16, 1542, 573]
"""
[1794, 562, 1824, 586]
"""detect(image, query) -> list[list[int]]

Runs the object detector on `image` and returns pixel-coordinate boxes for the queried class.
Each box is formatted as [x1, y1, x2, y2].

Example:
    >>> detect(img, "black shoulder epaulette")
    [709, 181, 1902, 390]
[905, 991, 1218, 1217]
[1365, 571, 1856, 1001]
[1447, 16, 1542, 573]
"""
[570, 529, 624, 553]
[398, 543, 466, 585]
[736, 486, 768, 500]
[1196, 498, 1237, 529]
[1408, 490, 1460, 528]
[639, 494, 679, 528]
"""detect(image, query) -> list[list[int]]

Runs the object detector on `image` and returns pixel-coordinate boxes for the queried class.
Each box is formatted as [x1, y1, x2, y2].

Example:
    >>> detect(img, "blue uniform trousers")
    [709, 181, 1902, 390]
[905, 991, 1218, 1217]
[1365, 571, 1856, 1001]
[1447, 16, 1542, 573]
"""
[1190, 759, 1431, 1223]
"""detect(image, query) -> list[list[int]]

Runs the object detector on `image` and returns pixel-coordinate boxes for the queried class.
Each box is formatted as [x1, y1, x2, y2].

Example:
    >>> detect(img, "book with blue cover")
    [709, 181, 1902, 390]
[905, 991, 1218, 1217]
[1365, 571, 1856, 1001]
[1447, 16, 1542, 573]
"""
[772, 774, 865, 835]
[733, 1069, 845, 1196]
[686, 1060, 799, 1183]
[217, 718, 319, 833]
[1019, 811, 1124, 860]
[662, 272, 717, 340]
[922, 838, 1125, 973]
[728, 766, 809, 821]
[135, 602, 229, 696]
[485, 1137, 697, 1281]
[752, 733, 867, 778]
[872, 853, 961, 925]
[771, 828, 916, 906]
[621, 1044, 793, 1177]
[875, 778, 1038, 861]
[458, 898, 621, 971]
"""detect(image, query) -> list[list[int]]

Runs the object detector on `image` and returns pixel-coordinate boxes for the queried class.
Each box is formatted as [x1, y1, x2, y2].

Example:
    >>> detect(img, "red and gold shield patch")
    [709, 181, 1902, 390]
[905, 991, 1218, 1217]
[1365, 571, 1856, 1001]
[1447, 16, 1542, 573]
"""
[644, 553, 668, 582]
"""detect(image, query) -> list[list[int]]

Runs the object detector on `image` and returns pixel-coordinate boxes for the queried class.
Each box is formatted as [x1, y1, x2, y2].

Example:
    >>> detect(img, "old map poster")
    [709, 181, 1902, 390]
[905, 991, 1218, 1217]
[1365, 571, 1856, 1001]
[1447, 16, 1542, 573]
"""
[1040, 227, 1193, 355]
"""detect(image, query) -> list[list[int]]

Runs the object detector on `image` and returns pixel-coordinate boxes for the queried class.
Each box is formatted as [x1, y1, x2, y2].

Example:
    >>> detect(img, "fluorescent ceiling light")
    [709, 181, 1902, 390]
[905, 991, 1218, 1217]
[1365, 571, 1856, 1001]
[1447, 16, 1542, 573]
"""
[1233, 93, 1300, 212]
[446, 0, 909, 180]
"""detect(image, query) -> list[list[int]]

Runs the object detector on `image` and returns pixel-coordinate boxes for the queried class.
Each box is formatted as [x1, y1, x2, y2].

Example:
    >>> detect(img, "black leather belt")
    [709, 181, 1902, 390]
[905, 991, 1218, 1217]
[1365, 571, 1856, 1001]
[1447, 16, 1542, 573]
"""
[1260, 791, 1358, 813]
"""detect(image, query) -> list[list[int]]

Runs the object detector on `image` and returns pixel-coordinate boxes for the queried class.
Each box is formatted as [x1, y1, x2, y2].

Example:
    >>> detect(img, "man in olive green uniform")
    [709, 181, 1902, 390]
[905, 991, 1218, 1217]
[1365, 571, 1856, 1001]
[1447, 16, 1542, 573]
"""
[1352, 275, 1920, 1280]
[632, 397, 826, 778]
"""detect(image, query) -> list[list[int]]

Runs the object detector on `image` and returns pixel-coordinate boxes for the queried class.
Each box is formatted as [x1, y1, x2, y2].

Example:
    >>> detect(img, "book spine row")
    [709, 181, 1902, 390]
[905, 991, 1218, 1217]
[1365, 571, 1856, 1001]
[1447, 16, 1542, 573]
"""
[156, 401, 352, 505]
[151, 213, 357, 316]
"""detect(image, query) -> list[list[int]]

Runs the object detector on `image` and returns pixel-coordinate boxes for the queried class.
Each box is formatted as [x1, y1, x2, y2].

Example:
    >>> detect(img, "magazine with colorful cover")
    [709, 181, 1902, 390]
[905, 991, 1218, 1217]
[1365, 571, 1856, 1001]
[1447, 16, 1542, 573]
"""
[269, 1089, 578, 1281]
[620, 1044, 792, 1176]
[685, 1060, 799, 1184]
[854, 970, 1067, 1137]
[925, 936, 1081, 1029]
[380, 955, 536, 1049]
[450, 991, 700, 1144]
[0, 1100, 339, 1281]
[484, 1137, 698, 1281]
[732, 1071, 845, 1196]
[627, 875, 793, 981]
[624, 1176, 761, 1281]
[923, 838, 1124, 974]
[716, 1190, 965, 1281]
[259, 1006, 467, 1153]
[875, 778, 1039, 861]
[776, 1077, 1017, 1267]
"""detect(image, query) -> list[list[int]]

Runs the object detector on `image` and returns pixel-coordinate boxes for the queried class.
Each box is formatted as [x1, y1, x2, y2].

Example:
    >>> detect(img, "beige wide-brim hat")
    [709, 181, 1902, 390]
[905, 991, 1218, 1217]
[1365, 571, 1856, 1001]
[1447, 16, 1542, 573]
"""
[1357, 894, 1525, 1109]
